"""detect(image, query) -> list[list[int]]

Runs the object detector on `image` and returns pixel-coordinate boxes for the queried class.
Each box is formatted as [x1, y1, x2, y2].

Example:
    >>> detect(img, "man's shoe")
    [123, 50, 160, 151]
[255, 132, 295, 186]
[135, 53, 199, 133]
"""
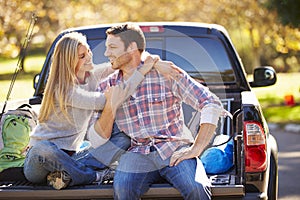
[47, 171, 71, 190]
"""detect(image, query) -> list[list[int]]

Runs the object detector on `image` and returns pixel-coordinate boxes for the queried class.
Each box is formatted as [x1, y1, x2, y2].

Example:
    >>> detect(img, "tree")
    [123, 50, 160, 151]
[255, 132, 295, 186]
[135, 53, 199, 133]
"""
[0, 0, 299, 73]
[0, 0, 104, 71]
[263, 0, 300, 71]
[265, 0, 300, 28]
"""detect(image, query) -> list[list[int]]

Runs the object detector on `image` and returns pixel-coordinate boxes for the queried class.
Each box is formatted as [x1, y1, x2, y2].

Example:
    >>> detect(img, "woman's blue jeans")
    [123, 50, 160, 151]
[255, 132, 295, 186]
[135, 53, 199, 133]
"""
[24, 140, 98, 186]
[24, 129, 131, 186]
[113, 151, 211, 200]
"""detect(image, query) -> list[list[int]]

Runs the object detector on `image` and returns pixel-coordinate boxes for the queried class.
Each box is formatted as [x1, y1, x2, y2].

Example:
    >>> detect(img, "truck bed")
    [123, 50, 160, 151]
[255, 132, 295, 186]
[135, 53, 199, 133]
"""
[0, 168, 244, 200]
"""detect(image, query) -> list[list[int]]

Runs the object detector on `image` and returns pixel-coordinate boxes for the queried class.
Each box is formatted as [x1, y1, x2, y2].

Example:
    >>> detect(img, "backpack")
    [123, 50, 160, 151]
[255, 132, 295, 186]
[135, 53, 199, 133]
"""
[0, 104, 37, 172]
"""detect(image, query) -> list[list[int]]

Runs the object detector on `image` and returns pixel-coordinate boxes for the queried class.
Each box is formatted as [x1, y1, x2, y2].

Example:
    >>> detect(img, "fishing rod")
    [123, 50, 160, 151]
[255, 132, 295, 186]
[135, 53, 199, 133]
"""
[0, 13, 38, 121]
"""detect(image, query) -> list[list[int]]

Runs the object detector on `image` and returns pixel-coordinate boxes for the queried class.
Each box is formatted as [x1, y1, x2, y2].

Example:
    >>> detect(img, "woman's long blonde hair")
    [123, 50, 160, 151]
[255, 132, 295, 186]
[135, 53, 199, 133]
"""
[38, 32, 89, 123]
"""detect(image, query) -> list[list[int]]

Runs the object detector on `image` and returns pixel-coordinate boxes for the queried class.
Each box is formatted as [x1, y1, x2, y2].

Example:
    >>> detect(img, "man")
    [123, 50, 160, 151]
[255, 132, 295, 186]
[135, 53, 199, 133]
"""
[92, 23, 223, 200]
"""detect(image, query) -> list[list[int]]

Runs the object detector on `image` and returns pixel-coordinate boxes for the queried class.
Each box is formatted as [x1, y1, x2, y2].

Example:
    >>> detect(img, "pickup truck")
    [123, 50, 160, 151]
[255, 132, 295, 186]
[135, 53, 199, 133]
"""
[0, 22, 278, 200]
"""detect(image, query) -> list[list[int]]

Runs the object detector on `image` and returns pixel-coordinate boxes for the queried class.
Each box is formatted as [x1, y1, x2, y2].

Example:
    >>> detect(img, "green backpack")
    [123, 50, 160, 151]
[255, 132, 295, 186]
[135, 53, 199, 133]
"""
[0, 104, 37, 172]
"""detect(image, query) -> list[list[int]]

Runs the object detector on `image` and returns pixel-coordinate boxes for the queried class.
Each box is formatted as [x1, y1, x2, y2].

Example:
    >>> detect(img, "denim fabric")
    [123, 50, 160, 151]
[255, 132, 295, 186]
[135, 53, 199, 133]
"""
[113, 151, 211, 200]
[24, 124, 131, 187]
[90, 124, 131, 166]
[23, 140, 96, 186]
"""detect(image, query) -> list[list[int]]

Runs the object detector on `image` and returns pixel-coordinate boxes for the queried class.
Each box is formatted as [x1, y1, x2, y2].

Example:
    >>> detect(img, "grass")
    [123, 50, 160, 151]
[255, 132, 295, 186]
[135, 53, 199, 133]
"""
[0, 55, 45, 101]
[250, 73, 300, 106]
[250, 73, 300, 124]
[262, 105, 300, 124]
[0, 55, 299, 124]
[0, 55, 45, 74]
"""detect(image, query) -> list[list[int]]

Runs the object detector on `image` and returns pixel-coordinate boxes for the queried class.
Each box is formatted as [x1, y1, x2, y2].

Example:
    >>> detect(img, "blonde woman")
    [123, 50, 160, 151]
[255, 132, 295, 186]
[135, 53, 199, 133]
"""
[23, 32, 165, 190]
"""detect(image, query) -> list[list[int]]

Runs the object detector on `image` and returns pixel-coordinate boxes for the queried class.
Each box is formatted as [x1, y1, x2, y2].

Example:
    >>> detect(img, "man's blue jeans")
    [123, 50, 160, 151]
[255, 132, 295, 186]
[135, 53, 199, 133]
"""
[24, 128, 131, 186]
[113, 150, 211, 200]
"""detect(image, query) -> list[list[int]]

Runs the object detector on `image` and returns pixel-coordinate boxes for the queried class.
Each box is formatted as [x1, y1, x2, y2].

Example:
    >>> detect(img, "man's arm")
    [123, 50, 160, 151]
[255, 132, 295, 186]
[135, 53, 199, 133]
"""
[167, 65, 223, 166]
[169, 102, 223, 166]
[169, 123, 216, 167]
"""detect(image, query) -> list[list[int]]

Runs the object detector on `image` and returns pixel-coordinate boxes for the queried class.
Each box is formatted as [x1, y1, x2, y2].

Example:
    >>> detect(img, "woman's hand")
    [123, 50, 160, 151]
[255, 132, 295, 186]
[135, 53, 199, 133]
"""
[154, 60, 184, 80]
[104, 83, 130, 116]
[138, 54, 159, 76]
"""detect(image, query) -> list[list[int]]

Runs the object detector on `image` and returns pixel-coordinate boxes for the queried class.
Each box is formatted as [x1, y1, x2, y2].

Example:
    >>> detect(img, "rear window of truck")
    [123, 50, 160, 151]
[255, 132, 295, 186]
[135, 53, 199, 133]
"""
[88, 36, 235, 84]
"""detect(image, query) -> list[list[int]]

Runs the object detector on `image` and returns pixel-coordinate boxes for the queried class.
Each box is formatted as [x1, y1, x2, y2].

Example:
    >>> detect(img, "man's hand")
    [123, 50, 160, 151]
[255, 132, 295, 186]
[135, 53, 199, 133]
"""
[169, 146, 199, 167]
[169, 123, 216, 167]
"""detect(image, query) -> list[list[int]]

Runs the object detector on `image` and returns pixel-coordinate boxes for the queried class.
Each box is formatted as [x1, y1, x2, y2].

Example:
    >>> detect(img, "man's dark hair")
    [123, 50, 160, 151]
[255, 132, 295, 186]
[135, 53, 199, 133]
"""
[106, 23, 145, 54]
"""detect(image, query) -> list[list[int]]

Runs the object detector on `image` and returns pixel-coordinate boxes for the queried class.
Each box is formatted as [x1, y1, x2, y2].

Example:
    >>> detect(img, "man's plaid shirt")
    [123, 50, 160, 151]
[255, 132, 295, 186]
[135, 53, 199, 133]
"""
[97, 69, 222, 160]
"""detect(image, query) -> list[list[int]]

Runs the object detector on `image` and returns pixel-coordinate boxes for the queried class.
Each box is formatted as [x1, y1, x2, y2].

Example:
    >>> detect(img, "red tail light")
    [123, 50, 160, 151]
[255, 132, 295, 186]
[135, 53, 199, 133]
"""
[244, 121, 267, 172]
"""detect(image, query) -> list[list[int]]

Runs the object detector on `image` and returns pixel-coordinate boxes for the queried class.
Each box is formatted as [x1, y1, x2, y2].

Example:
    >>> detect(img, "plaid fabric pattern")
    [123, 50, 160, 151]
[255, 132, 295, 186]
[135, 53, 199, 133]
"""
[97, 69, 221, 160]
